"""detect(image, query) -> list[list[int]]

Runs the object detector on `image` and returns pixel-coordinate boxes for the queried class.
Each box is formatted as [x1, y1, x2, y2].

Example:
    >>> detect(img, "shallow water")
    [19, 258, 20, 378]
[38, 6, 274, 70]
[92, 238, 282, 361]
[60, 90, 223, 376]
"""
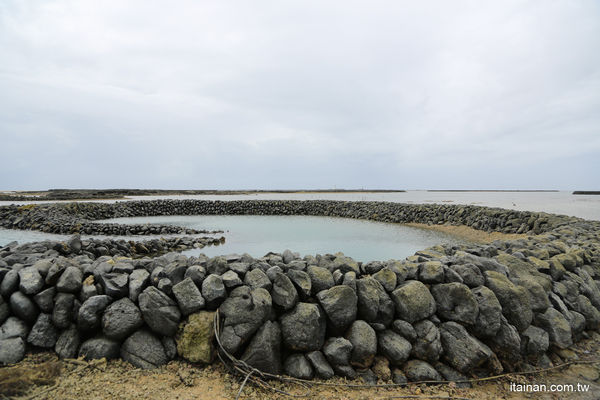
[96, 215, 469, 262]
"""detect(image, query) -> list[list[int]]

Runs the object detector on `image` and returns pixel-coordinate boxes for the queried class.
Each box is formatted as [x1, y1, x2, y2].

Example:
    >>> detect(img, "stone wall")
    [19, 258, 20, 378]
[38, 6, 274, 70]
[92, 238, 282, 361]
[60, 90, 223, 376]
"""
[0, 200, 599, 385]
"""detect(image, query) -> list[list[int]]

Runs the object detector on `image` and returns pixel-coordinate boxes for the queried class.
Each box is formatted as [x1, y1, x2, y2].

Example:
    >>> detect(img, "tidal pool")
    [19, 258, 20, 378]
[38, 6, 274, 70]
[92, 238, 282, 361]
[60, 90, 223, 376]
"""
[97, 215, 470, 262]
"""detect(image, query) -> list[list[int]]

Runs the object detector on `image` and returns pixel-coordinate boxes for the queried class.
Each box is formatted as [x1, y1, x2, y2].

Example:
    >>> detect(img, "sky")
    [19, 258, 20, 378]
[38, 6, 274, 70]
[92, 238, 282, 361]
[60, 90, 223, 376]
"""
[1, 1, 599, 191]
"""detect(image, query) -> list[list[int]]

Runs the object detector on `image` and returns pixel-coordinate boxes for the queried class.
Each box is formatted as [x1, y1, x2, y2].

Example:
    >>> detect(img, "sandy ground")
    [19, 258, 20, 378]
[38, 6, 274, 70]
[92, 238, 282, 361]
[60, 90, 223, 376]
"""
[2, 332, 599, 400]
[405, 223, 527, 244]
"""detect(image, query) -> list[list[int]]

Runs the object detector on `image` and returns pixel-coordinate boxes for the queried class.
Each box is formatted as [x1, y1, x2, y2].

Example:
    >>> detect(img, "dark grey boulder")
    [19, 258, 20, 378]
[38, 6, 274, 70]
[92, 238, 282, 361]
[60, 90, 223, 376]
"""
[207, 256, 229, 275]
[0, 337, 25, 365]
[484, 271, 532, 332]
[162, 336, 177, 360]
[0, 297, 8, 325]
[157, 278, 173, 295]
[271, 272, 299, 311]
[431, 283, 479, 325]
[266, 266, 284, 282]
[18, 266, 44, 295]
[412, 320, 442, 363]
[164, 263, 187, 286]
[521, 325, 549, 355]
[241, 320, 282, 375]
[244, 268, 272, 291]
[392, 368, 408, 385]
[342, 271, 357, 292]
[55, 324, 80, 359]
[219, 287, 272, 354]
[332, 255, 360, 275]
[403, 359, 442, 382]
[346, 320, 377, 368]
[172, 277, 205, 316]
[576, 294, 600, 330]
[68, 234, 82, 253]
[391, 320, 417, 342]
[377, 330, 412, 365]
[323, 337, 353, 366]
[450, 263, 484, 288]
[333, 364, 357, 379]
[33, 286, 56, 313]
[390, 280, 436, 323]
[78, 336, 120, 360]
[52, 293, 75, 329]
[10, 291, 38, 324]
[470, 286, 502, 337]
[201, 274, 227, 309]
[229, 262, 249, 277]
[280, 302, 326, 352]
[221, 270, 243, 289]
[0, 270, 19, 297]
[102, 298, 144, 340]
[284, 353, 314, 379]
[307, 266, 335, 295]
[184, 265, 206, 287]
[356, 277, 394, 326]
[27, 313, 58, 348]
[128, 269, 149, 303]
[139, 286, 181, 337]
[56, 266, 83, 293]
[80, 282, 97, 302]
[0, 317, 29, 340]
[418, 261, 445, 284]
[33, 259, 53, 278]
[439, 322, 492, 373]
[98, 272, 129, 299]
[121, 330, 168, 369]
[78, 295, 112, 331]
[488, 315, 521, 363]
[434, 362, 471, 388]
[534, 307, 573, 349]
[286, 269, 312, 300]
[306, 350, 334, 379]
[45, 263, 66, 286]
[317, 285, 358, 333]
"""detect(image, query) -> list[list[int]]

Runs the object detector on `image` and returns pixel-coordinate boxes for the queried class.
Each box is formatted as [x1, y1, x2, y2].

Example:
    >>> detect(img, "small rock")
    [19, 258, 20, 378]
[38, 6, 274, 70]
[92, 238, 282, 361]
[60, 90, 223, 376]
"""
[55, 324, 80, 359]
[377, 330, 412, 365]
[323, 337, 353, 366]
[284, 353, 314, 379]
[201, 274, 227, 309]
[18, 266, 44, 295]
[122, 330, 168, 369]
[307, 266, 335, 295]
[306, 350, 334, 379]
[10, 291, 39, 324]
[172, 278, 205, 316]
[139, 286, 181, 336]
[56, 266, 83, 293]
[27, 313, 58, 348]
[403, 359, 442, 381]
[102, 298, 144, 340]
[78, 336, 120, 360]
[0, 337, 25, 365]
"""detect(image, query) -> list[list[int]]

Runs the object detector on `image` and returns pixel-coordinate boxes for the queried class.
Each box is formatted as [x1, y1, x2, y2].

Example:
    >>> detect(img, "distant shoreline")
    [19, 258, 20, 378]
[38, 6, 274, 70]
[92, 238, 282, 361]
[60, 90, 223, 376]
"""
[573, 191, 600, 195]
[426, 189, 560, 192]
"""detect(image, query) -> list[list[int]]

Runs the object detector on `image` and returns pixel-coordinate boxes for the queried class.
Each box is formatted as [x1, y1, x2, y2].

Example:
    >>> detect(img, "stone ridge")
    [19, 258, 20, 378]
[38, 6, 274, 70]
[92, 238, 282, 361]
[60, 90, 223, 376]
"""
[0, 199, 599, 385]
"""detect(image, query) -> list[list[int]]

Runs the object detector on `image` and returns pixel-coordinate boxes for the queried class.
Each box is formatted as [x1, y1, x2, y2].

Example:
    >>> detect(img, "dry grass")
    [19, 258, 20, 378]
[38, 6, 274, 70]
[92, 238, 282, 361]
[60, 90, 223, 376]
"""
[0, 361, 61, 398]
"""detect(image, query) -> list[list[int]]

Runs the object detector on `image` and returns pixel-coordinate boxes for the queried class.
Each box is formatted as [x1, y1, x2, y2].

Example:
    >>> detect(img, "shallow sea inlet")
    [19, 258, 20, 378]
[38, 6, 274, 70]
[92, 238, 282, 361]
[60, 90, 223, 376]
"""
[93, 215, 471, 262]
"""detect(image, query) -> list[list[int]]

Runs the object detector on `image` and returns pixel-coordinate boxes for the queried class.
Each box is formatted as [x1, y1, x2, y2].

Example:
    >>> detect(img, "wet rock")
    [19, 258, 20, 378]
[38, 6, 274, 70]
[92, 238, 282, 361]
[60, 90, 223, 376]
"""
[172, 277, 205, 316]
[102, 298, 144, 340]
[78, 295, 112, 331]
[391, 280, 436, 323]
[391, 320, 417, 342]
[377, 330, 412, 365]
[412, 320, 442, 363]
[308, 266, 335, 295]
[356, 277, 394, 326]
[280, 302, 326, 352]
[346, 320, 377, 368]
[306, 350, 334, 379]
[10, 291, 38, 324]
[317, 285, 358, 333]
[403, 359, 442, 382]
[439, 322, 492, 373]
[201, 274, 227, 309]
[271, 272, 299, 311]
[55, 324, 80, 359]
[18, 266, 44, 295]
[284, 353, 314, 379]
[78, 336, 120, 360]
[470, 286, 502, 337]
[128, 269, 149, 303]
[431, 282, 479, 325]
[323, 337, 353, 366]
[218, 287, 272, 354]
[0, 337, 25, 365]
[122, 329, 168, 369]
[56, 266, 83, 293]
[176, 311, 215, 364]
[241, 320, 282, 375]
[27, 313, 58, 348]
[139, 286, 181, 337]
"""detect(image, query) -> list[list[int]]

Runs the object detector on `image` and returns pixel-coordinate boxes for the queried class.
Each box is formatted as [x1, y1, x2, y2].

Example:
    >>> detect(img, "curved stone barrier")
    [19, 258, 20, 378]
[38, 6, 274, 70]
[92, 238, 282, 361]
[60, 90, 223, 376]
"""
[0, 200, 599, 385]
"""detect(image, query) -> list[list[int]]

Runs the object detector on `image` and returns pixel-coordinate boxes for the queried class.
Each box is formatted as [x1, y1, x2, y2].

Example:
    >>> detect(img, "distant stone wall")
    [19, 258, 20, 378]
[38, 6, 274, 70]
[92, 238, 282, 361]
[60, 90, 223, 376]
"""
[0, 200, 599, 385]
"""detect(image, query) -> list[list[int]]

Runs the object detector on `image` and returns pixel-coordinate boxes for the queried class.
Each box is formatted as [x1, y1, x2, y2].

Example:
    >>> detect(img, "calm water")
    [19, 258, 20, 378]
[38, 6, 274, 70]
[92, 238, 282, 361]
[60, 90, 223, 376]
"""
[94, 215, 468, 262]
[2, 191, 598, 220]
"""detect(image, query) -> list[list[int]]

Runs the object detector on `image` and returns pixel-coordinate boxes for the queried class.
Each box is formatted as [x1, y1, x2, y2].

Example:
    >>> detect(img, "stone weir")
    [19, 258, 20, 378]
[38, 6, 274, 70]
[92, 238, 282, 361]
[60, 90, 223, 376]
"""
[0, 200, 599, 385]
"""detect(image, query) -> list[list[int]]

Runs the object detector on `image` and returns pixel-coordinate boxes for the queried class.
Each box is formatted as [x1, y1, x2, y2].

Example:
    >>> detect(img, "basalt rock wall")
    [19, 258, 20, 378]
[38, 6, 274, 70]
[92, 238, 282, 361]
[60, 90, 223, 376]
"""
[0, 200, 599, 385]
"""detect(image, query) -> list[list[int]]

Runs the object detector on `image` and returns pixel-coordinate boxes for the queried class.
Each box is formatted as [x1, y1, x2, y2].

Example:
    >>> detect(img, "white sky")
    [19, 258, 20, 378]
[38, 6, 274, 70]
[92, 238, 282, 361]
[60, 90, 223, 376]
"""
[1, 1, 599, 190]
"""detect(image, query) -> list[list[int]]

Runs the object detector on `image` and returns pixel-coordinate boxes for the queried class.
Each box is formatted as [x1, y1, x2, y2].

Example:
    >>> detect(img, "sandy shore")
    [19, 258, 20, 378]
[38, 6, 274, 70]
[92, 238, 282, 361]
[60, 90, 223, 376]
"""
[405, 223, 527, 244]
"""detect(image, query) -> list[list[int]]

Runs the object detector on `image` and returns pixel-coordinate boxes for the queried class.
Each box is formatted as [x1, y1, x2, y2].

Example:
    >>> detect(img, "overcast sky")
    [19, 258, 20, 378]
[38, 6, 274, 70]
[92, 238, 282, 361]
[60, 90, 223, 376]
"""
[1, 1, 599, 190]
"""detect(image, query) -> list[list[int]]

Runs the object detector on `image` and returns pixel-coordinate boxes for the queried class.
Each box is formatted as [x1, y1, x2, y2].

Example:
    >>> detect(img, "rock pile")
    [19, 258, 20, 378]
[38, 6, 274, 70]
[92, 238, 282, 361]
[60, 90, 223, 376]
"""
[0, 199, 599, 386]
